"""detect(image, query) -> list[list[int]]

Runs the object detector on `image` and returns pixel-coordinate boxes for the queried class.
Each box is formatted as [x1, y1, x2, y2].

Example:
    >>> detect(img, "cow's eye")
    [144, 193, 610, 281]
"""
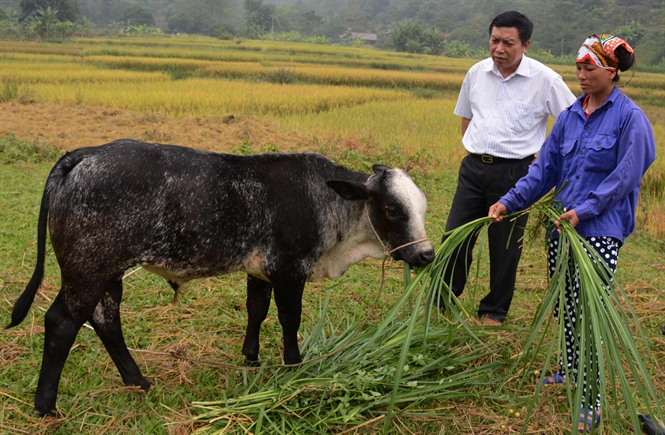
[385, 206, 399, 217]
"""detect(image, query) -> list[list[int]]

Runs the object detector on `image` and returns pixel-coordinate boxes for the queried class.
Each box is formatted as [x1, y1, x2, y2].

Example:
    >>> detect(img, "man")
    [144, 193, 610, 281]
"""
[438, 11, 576, 326]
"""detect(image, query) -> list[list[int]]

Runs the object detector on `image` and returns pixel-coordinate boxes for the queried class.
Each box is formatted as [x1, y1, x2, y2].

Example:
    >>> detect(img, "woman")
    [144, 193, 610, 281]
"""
[488, 34, 656, 432]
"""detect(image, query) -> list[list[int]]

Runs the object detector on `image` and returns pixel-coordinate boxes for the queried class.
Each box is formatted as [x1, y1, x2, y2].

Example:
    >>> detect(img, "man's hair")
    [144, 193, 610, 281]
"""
[489, 11, 533, 45]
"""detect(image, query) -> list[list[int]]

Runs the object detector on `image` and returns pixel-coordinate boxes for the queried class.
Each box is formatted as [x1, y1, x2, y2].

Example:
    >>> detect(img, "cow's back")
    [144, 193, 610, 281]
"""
[47, 139, 361, 282]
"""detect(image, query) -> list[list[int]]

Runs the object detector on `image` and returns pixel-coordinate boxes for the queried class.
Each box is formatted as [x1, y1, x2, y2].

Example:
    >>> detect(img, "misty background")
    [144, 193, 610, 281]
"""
[1, 0, 663, 66]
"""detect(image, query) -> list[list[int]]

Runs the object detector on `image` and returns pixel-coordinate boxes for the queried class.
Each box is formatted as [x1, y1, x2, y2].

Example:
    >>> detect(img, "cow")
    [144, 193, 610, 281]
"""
[5, 139, 435, 416]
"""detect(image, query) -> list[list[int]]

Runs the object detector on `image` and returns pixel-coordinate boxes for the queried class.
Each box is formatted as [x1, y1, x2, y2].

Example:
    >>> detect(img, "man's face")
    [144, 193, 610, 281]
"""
[489, 26, 530, 77]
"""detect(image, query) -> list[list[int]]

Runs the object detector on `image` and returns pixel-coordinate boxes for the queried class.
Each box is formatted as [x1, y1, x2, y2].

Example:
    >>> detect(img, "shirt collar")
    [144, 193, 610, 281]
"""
[572, 86, 620, 115]
[487, 54, 530, 79]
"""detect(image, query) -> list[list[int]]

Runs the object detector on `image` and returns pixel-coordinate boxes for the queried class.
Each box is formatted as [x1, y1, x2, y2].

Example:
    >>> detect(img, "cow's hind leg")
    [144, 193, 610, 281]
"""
[88, 278, 150, 391]
[241, 275, 272, 363]
[34, 287, 93, 416]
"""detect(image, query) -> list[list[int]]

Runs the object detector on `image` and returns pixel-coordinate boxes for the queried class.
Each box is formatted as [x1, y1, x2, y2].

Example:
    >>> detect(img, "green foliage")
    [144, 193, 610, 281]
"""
[261, 30, 330, 44]
[0, 76, 19, 103]
[120, 4, 155, 27]
[19, 0, 80, 22]
[635, 27, 665, 68]
[318, 138, 440, 178]
[244, 0, 275, 35]
[615, 21, 647, 47]
[35, 5, 59, 39]
[0, 133, 61, 164]
[166, 0, 236, 36]
[390, 20, 447, 55]
[215, 23, 238, 40]
[265, 67, 296, 84]
[513, 199, 664, 434]
[123, 23, 163, 37]
[232, 139, 253, 154]
[260, 143, 280, 153]
[190, 195, 663, 434]
[192, 296, 506, 434]
[169, 67, 194, 81]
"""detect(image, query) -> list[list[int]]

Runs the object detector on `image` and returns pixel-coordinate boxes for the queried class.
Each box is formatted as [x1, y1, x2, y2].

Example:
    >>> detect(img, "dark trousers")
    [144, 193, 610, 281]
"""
[438, 154, 531, 322]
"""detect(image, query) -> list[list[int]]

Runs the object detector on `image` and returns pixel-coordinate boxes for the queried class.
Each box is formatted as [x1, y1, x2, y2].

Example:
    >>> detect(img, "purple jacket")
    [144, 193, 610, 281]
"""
[499, 87, 656, 242]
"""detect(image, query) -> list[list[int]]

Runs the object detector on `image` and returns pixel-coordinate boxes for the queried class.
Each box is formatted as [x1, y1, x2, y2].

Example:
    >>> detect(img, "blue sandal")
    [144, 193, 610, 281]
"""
[579, 408, 601, 433]
[541, 373, 565, 385]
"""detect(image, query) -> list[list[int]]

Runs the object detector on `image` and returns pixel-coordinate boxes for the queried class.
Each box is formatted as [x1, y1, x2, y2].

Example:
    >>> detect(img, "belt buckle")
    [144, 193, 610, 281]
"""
[481, 154, 494, 164]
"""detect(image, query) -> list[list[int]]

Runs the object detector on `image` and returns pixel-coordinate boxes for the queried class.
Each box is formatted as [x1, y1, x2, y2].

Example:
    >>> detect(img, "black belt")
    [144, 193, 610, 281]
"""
[470, 153, 534, 164]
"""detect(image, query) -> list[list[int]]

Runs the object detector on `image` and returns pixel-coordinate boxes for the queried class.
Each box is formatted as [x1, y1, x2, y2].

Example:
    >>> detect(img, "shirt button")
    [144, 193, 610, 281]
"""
[576, 175, 580, 179]
[584, 126, 589, 130]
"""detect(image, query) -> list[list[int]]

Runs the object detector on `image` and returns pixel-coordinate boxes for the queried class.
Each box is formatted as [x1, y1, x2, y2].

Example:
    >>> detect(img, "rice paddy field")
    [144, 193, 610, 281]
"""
[0, 35, 664, 434]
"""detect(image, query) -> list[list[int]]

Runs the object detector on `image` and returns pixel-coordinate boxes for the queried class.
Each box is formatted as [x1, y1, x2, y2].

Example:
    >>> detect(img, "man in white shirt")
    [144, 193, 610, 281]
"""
[438, 11, 576, 326]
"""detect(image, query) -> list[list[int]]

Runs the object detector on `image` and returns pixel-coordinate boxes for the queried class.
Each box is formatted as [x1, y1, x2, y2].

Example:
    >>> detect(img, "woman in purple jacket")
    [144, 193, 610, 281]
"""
[489, 34, 656, 432]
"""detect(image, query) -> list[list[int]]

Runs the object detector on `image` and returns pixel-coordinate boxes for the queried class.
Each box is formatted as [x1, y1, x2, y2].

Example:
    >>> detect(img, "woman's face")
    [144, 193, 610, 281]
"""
[576, 62, 616, 95]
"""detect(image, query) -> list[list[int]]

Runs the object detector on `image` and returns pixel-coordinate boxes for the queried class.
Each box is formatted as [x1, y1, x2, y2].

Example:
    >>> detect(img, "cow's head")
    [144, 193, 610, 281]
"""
[327, 165, 435, 268]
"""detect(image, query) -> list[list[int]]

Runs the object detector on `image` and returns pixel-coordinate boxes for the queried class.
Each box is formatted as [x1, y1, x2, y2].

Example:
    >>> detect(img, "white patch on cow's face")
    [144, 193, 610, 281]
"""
[386, 169, 429, 241]
[308, 168, 432, 281]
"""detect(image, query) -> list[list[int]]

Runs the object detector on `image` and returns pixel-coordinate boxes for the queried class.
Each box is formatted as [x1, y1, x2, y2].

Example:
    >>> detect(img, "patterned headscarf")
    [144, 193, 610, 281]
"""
[576, 34, 634, 72]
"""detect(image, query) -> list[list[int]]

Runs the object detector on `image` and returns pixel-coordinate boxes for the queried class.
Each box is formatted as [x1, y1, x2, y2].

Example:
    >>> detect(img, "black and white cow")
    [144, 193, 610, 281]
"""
[6, 139, 434, 416]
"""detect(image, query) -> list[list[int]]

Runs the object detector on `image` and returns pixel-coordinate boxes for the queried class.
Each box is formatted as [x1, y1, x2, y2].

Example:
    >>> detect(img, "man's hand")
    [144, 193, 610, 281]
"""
[488, 202, 508, 223]
[554, 209, 579, 232]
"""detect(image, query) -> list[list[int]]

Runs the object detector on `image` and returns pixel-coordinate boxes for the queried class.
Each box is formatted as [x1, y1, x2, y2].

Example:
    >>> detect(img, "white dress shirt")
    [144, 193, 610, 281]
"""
[454, 55, 576, 159]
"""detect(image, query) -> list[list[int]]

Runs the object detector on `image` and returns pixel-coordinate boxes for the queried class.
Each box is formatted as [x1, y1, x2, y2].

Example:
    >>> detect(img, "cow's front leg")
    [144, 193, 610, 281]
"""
[242, 275, 272, 363]
[272, 275, 305, 365]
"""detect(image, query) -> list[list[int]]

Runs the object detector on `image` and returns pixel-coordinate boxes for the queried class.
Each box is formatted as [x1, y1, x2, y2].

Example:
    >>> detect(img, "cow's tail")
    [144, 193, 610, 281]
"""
[5, 150, 85, 329]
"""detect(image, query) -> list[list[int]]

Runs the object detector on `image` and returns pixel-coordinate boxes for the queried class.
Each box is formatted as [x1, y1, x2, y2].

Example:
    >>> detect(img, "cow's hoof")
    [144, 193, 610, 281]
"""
[244, 358, 260, 368]
[660, 324, 665, 335]
[34, 408, 60, 418]
[125, 378, 151, 391]
[283, 355, 302, 367]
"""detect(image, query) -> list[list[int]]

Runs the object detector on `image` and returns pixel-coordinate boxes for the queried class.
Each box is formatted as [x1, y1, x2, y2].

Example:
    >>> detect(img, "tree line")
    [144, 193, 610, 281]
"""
[1, 0, 664, 67]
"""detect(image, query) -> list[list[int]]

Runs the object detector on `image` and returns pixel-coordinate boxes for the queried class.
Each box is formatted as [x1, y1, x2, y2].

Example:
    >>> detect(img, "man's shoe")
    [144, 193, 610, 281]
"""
[481, 316, 503, 327]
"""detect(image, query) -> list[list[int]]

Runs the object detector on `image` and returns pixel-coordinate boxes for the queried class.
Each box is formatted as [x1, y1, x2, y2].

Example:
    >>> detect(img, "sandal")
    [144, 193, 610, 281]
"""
[578, 408, 601, 433]
[638, 414, 665, 435]
[541, 373, 566, 385]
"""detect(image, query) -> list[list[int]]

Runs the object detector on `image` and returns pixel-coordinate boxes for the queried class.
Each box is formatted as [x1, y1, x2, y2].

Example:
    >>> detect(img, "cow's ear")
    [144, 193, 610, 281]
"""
[326, 180, 370, 201]
[372, 164, 391, 175]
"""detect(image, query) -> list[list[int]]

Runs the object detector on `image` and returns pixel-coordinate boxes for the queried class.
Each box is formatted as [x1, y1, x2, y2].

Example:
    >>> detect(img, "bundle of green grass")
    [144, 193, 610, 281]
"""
[190, 194, 663, 434]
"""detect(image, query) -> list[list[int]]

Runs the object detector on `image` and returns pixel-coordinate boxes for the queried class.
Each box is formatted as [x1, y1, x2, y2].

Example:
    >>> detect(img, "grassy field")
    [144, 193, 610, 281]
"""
[0, 36, 664, 434]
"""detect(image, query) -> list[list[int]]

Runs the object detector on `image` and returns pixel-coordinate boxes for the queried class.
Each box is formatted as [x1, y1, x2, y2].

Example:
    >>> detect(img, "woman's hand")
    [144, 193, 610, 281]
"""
[488, 202, 508, 223]
[554, 209, 579, 232]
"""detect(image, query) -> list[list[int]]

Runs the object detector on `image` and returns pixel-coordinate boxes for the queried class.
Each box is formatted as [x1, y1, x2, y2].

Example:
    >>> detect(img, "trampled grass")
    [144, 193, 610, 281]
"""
[0, 157, 663, 435]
